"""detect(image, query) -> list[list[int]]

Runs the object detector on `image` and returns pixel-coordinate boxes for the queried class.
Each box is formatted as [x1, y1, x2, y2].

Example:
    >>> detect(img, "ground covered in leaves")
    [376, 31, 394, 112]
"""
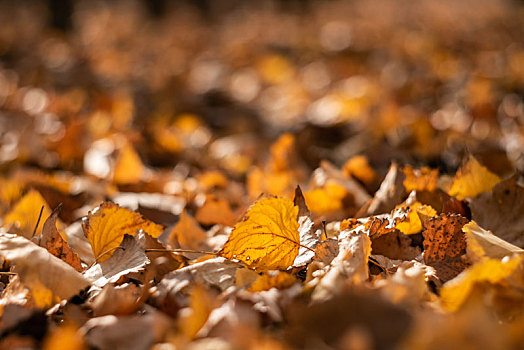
[0, 0, 524, 349]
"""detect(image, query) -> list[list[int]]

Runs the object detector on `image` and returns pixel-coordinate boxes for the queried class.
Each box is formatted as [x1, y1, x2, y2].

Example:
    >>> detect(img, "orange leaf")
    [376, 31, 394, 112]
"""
[248, 271, 298, 292]
[82, 202, 163, 262]
[219, 197, 300, 271]
[168, 210, 207, 251]
[113, 142, 145, 185]
[403, 166, 438, 193]
[195, 197, 237, 227]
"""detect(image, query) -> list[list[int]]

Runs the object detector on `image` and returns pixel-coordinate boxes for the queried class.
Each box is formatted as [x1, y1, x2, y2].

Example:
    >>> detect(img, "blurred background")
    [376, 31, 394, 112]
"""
[0, 0, 523, 180]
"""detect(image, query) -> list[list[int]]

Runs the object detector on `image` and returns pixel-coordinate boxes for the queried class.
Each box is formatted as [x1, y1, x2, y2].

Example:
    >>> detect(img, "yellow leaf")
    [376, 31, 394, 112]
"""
[219, 197, 300, 271]
[403, 166, 438, 192]
[113, 142, 145, 185]
[247, 167, 294, 198]
[395, 202, 437, 235]
[304, 181, 348, 214]
[195, 197, 237, 227]
[248, 271, 298, 292]
[179, 284, 215, 339]
[168, 210, 207, 251]
[463, 221, 524, 263]
[4, 189, 52, 239]
[448, 155, 501, 200]
[198, 170, 228, 190]
[83, 202, 163, 262]
[342, 155, 377, 185]
[440, 255, 523, 312]
[43, 324, 85, 350]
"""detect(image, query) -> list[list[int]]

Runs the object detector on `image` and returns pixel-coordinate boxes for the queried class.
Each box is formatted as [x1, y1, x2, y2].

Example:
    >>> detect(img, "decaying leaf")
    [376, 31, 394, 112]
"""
[83, 234, 149, 288]
[82, 202, 163, 262]
[422, 214, 470, 282]
[3, 189, 52, 239]
[448, 155, 501, 200]
[362, 162, 406, 216]
[293, 186, 321, 267]
[39, 204, 83, 272]
[219, 197, 301, 271]
[0, 233, 90, 307]
[469, 174, 524, 248]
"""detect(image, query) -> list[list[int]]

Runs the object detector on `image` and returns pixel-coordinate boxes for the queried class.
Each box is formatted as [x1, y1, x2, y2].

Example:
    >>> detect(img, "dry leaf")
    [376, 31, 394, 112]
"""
[83, 234, 149, 288]
[448, 155, 501, 200]
[362, 162, 406, 216]
[42, 323, 84, 350]
[342, 155, 377, 186]
[219, 197, 300, 271]
[469, 174, 524, 248]
[113, 142, 145, 185]
[422, 214, 470, 282]
[89, 283, 142, 317]
[394, 201, 437, 235]
[3, 189, 52, 239]
[179, 284, 216, 339]
[440, 255, 523, 312]
[292, 186, 321, 267]
[195, 197, 237, 227]
[0, 233, 90, 308]
[403, 166, 438, 193]
[40, 204, 83, 272]
[167, 210, 208, 253]
[463, 221, 524, 263]
[248, 271, 298, 292]
[82, 202, 163, 262]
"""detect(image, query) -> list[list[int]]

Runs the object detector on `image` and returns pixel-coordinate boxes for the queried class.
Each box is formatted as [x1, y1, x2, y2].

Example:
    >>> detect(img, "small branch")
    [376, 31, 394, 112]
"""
[145, 248, 219, 256]
[0, 271, 16, 275]
[32, 205, 45, 237]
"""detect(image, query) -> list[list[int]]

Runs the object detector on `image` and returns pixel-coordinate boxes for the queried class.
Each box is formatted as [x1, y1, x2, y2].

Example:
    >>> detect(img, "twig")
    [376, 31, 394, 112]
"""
[32, 205, 45, 237]
[145, 248, 219, 255]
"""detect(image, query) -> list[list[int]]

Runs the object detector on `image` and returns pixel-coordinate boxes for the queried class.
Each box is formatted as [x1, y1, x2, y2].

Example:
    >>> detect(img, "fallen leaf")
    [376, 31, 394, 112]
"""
[195, 197, 237, 227]
[113, 141, 145, 185]
[394, 201, 437, 235]
[304, 181, 348, 214]
[448, 155, 501, 200]
[463, 221, 524, 263]
[248, 271, 298, 292]
[89, 283, 142, 317]
[39, 204, 83, 272]
[167, 210, 208, 253]
[219, 197, 301, 271]
[292, 186, 321, 267]
[83, 234, 149, 288]
[361, 162, 406, 216]
[402, 166, 438, 193]
[3, 189, 52, 239]
[0, 233, 90, 308]
[82, 201, 163, 262]
[342, 155, 377, 186]
[469, 174, 524, 247]
[440, 255, 523, 312]
[422, 214, 470, 282]
[179, 284, 216, 339]
[42, 323, 84, 350]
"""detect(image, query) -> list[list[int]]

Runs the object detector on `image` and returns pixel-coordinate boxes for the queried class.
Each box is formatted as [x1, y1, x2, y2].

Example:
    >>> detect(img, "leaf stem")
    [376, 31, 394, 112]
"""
[32, 205, 45, 237]
[145, 248, 219, 255]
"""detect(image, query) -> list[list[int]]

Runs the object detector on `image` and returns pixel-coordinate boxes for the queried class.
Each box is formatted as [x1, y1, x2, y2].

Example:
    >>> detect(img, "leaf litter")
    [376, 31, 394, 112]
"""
[0, 1, 524, 349]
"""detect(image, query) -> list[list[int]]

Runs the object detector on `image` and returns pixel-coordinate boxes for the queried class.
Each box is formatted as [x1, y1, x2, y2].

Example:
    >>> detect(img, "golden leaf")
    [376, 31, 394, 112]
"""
[342, 155, 377, 185]
[4, 189, 52, 239]
[43, 324, 84, 350]
[440, 255, 523, 312]
[248, 271, 298, 292]
[219, 197, 300, 271]
[113, 142, 145, 185]
[168, 210, 207, 251]
[403, 166, 438, 192]
[395, 202, 437, 235]
[195, 197, 237, 227]
[179, 284, 216, 339]
[82, 202, 163, 262]
[304, 181, 348, 214]
[448, 155, 501, 200]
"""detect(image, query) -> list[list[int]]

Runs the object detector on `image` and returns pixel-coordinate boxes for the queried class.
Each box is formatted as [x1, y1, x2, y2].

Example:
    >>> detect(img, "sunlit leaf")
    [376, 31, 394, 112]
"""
[403, 166, 438, 193]
[448, 155, 501, 200]
[82, 202, 163, 262]
[179, 284, 216, 339]
[3, 189, 52, 239]
[219, 197, 300, 271]
[342, 155, 377, 185]
[168, 210, 208, 252]
[395, 202, 437, 235]
[195, 197, 237, 227]
[113, 142, 145, 185]
[248, 271, 298, 292]
[43, 324, 84, 350]
[440, 255, 523, 312]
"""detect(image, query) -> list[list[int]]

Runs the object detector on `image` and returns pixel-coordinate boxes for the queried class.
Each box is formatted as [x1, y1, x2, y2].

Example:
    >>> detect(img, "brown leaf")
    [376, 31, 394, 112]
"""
[469, 174, 524, 248]
[422, 214, 470, 282]
[39, 204, 83, 272]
